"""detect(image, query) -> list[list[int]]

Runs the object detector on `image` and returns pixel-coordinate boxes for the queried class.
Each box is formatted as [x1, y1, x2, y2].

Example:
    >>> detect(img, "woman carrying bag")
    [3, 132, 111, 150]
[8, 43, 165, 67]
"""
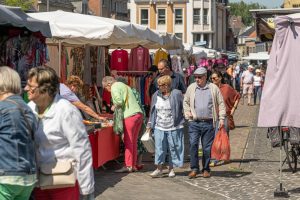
[210, 71, 240, 167]
[25, 66, 94, 200]
[148, 75, 185, 178]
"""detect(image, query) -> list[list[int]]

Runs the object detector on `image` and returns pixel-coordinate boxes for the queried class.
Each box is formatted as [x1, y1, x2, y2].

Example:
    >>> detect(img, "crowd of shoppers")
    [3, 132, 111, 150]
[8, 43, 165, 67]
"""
[0, 59, 261, 199]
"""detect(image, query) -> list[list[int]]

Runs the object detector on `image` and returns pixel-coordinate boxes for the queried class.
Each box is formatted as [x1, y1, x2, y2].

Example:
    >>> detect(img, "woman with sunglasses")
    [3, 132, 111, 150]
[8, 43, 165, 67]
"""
[210, 71, 241, 167]
[148, 75, 185, 178]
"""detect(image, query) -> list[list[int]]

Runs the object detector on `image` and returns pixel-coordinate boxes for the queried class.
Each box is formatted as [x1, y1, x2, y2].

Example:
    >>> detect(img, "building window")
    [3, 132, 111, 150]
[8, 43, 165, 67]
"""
[203, 8, 208, 25]
[175, 33, 183, 39]
[157, 9, 166, 25]
[175, 9, 183, 25]
[193, 33, 201, 44]
[140, 9, 148, 25]
[193, 9, 201, 25]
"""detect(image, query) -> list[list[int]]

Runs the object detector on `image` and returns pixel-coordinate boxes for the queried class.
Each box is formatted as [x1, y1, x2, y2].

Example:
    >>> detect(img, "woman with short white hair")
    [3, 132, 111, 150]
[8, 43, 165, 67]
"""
[148, 75, 185, 178]
[0, 66, 37, 199]
[102, 76, 143, 173]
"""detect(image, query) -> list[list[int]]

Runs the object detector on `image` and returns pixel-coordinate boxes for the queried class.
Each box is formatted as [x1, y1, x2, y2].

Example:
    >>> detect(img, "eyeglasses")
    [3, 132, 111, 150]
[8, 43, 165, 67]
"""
[211, 77, 219, 80]
[158, 84, 168, 88]
[25, 83, 39, 92]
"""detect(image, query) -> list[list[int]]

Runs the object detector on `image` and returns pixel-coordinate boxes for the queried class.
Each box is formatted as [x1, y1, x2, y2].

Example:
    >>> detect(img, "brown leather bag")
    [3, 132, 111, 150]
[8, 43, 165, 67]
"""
[38, 160, 76, 190]
[227, 115, 235, 130]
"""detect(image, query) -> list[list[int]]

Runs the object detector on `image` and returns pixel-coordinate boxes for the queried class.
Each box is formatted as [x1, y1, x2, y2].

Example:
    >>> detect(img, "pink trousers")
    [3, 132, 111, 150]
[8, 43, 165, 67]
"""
[123, 113, 143, 167]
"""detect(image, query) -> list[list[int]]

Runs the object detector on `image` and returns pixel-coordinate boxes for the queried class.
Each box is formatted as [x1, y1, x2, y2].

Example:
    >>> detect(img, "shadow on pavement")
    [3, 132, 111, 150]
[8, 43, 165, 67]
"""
[210, 170, 252, 178]
[230, 158, 260, 163]
[288, 187, 300, 194]
[93, 160, 128, 197]
[235, 125, 250, 128]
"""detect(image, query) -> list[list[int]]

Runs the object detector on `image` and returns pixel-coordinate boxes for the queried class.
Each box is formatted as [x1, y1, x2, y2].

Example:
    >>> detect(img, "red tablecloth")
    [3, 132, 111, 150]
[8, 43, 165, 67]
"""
[88, 127, 120, 169]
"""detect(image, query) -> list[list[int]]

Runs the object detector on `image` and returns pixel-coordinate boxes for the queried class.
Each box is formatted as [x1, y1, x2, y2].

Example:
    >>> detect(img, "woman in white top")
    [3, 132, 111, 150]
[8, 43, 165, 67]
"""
[253, 69, 263, 105]
[25, 66, 94, 200]
[147, 75, 185, 178]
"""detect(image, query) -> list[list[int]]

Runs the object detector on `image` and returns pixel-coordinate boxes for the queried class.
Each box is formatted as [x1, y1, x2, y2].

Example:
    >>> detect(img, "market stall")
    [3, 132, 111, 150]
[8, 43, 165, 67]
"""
[28, 10, 183, 168]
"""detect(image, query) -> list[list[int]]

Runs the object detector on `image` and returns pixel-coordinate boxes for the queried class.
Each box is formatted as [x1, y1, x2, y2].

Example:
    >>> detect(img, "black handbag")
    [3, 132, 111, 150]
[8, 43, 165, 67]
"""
[289, 127, 300, 145]
[267, 127, 281, 148]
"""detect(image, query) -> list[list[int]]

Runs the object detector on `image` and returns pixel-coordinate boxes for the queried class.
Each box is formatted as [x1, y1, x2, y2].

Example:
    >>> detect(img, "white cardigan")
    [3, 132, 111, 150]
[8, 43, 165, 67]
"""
[28, 94, 94, 195]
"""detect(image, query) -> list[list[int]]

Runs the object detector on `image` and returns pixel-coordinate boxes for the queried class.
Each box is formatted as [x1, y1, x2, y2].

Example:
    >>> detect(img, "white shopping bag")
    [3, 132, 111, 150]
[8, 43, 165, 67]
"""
[141, 129, 155, 153]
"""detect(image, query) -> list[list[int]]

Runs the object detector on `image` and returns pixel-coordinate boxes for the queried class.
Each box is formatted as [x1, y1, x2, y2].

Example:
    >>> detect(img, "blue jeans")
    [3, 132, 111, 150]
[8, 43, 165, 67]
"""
[189, 121, 215, 172]
[254, 86, 262, 105]
[154, 128, 184, 167]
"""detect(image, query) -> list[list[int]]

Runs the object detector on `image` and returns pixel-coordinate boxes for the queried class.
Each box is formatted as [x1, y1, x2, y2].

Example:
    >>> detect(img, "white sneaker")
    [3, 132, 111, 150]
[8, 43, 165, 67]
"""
[149, 169, 163, 178]
[168, 169, 176, 178]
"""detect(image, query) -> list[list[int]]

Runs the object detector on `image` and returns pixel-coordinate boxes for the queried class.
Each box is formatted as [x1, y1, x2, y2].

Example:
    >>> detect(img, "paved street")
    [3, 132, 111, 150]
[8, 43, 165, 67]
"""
[94, 102, 300, 200]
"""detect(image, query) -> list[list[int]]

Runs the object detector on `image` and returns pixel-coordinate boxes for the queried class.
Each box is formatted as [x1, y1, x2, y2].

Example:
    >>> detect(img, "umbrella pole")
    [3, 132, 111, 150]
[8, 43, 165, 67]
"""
[274, 126, 289, 198]
[58, 41, 62, 79]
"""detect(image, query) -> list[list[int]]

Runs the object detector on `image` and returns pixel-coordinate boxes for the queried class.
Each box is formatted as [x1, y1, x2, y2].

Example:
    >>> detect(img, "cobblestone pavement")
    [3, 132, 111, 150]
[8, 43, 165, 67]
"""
[94, 103, 300, 200]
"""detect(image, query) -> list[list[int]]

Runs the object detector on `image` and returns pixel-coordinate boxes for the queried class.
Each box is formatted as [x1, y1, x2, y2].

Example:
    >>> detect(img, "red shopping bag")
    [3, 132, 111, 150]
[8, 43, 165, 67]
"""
[211, 127, 230, 161]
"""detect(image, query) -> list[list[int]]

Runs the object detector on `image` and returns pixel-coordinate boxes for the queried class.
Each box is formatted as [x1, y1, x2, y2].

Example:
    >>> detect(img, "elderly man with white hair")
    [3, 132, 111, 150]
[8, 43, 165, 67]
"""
[240, 65, 254, 106]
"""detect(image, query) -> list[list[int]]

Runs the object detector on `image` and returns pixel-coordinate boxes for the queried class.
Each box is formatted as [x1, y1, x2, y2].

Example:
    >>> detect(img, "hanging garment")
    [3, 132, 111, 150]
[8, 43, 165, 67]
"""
[258, 15, 300, 127]
[154, 48, 168, 66]
[70, 47, 85, 78]
[128, 46, 151, 71]
[110, 49, 128, 71]
[2, 34, 48, 83]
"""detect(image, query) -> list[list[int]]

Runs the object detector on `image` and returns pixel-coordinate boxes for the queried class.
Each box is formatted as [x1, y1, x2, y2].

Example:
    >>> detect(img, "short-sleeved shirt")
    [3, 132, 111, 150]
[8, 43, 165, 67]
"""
[241, 70, 254, 84]
[253, 76, 262, 86]
[59, 83, 80, 102]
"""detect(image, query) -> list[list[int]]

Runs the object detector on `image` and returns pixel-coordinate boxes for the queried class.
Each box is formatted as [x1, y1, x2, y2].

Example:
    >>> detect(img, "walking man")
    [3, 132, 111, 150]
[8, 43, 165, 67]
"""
[240, 65, 254, 106]
[183, 67, 226, 178]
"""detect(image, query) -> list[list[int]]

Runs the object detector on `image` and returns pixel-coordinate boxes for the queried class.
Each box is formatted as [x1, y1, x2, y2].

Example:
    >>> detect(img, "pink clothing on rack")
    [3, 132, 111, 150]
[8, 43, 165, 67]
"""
[111, 49, 129, 71]
[128, 46, 150, 71]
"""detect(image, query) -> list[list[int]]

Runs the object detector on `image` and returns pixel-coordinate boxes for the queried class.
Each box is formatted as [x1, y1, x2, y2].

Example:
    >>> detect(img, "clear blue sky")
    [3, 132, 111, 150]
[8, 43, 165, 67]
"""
[229, 0, 283, 8]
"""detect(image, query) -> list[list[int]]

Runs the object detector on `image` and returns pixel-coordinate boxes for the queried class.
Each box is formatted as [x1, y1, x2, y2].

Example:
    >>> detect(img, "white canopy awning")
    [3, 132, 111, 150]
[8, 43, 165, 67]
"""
[28, 10, 182, 50]
[242, 52, 270, 60]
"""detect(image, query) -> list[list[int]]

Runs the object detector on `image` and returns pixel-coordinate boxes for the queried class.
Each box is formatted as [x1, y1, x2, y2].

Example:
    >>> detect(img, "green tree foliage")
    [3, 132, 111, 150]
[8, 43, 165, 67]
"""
[4, 0, 34, 11]
[229, 1, 266, 26]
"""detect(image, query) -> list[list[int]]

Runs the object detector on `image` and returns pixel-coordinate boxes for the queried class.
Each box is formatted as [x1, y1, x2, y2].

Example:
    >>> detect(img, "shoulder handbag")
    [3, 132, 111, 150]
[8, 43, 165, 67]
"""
[38, 159, 76, 190]
[5, 99, 77, 190]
